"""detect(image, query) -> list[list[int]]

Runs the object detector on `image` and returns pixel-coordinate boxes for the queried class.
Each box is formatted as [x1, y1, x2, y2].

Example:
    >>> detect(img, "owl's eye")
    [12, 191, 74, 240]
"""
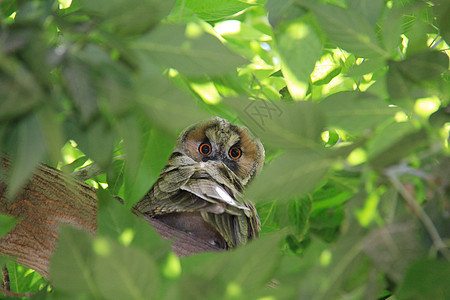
[229, 146, 242, 159]
[199, 143, 212, 155]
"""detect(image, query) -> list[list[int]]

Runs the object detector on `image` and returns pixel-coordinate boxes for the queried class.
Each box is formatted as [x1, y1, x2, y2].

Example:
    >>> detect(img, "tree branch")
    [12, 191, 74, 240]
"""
[0, 159, 222, 279]
[386, 167, 450, 260]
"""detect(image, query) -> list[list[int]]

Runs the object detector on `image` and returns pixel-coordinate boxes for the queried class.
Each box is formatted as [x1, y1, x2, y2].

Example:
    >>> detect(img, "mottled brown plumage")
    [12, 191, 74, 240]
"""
[133, 117, 264, 249]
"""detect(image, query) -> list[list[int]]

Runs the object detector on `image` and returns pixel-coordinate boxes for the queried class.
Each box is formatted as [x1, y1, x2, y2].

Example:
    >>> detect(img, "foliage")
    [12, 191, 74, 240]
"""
[1, 0, 449, 299]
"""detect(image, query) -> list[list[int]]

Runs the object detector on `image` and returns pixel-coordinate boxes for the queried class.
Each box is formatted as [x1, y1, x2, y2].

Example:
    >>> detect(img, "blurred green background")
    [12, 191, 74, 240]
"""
[1, 0, 449, 299]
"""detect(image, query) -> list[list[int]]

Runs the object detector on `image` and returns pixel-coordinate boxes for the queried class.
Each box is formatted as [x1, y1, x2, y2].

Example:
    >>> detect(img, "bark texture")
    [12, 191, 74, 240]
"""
[0, 159, 220, 279]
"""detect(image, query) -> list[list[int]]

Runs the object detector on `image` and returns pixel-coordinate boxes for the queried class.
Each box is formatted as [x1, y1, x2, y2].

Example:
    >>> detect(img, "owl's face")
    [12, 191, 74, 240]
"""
[175, 117, 265, 185]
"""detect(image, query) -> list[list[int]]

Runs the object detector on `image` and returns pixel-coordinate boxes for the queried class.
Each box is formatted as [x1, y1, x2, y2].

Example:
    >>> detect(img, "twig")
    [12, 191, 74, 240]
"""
[386, 167, 450, 260]
[386, 164, 434, 182]
[2, 266, 9, 293]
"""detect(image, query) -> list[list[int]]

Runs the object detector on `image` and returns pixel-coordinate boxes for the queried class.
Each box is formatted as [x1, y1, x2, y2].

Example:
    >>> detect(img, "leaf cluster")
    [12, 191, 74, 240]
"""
[1, 0, 449, 299]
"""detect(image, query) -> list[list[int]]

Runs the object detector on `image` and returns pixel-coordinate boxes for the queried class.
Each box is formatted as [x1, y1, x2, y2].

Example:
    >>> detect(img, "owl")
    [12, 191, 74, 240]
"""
[133, 117, 265, 249]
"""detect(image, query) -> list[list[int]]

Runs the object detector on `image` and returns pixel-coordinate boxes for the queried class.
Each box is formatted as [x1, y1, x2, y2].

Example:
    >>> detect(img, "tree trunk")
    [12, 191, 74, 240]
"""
[0, 158, 220, 278]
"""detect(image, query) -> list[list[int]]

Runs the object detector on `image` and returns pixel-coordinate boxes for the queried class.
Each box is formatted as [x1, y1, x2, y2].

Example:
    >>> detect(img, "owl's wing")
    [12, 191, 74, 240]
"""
[180, 178, 248, 213]
[200, 202, 260, 248]
[135, 164, 230, 216]
[182, 171, 260, 248]
[133, 156, 261, 248]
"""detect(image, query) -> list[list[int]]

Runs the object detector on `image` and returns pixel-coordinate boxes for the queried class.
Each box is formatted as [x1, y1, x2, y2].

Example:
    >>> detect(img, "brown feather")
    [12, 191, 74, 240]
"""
[133, 117, 264, 249]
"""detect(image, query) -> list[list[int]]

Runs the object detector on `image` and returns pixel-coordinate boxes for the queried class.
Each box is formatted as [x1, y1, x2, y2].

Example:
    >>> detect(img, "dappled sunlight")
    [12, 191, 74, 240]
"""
[347, 148, 367, 166]
[185, 22, 204, 39]
[320, 249, 332, 266]
[311, 55, 337, 83]
[357, 191, 381, 227]
[93, 237, 112, 256]
[443, 123, 450, 150]
[321, 130, 330, 143]
[1, 0, 448, 298]
[414, 96, 440, 118]
[214, 20, 241, 35]
[118, 228, 135, 246]
[58, 0, 72, 9]
[190, 81, 222, 104]
[163, 253, 181, 279]
[225, 282, 242, 298]
[395, 111, 409, 122]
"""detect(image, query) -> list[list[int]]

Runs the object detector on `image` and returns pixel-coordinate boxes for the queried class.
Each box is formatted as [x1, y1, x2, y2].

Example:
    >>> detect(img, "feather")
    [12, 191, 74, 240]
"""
[133, 117, 264, 249]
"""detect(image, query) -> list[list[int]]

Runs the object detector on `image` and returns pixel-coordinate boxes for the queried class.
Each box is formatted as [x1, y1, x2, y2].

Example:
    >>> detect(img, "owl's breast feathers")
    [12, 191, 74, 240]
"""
[133, 152, 260, 248]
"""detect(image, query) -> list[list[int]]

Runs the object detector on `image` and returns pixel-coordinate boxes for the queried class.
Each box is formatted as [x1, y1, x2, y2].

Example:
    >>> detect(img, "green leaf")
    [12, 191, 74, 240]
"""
[8, 113, 46, 199]
[0, 255, 10, 267]
[429, 105, 450, 128]
[404, 17, 430, 55]
[179, 233, 283, 299]
[397, 259, 450, 300]
[5, 261, 47, 294]
[345, 57, 385, 78]
[61, 156, 89, 174]
[0, 0, 16, 18]
[62, 58, 99, 124]
[347, 0, 383, 28]
[309, 207, 344, 243]
[226, 98, 325, 149]
[381, 8, 403, 54]
[302, 1, 389, 58]
[137, 71, 210, 134]
[273, 241, 328, 299]
[50, 227, 100, 297]
[96, 187, 171, 258]
[119, 117, 175, 207]
[386, 60, 415, 105]
[0, 214, 19, 237]
[257, 201, 280, 233]
[94, 241, 159, 300]
[117, 116, 145, 207]
[438, 2, 450, 46]
[313, 67, 342, 86]
[288, 196, 312, 238]
[246, 150, 332, 202]
[276, 20, 322, 99]
[78, 0, 175, 34]
[277, 218, 366, 299]
[306, 227, 366, 299]
[180, 0, 254, 21]
[397, 51, 449, 83]
[266, 0, 307, 28]
[106, 158, 125, 196]
[217, 21, 271, 41]
[312, 191, 352, 212]
[0, 62, 42, 122]
[319, 91, 398, 134]
[134, 24, 248, 76]
[66, 119, 114, 170]
[367, 122, 428, 169]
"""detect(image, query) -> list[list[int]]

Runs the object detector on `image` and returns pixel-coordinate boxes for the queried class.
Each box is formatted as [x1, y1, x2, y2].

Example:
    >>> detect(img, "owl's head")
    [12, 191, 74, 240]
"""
[175, 117, 265, 185]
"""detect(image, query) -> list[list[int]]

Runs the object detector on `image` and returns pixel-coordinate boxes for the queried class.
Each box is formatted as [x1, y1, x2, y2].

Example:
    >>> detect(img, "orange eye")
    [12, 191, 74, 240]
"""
[229, 147, 242, 159]
[199, 143, 212, 155]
